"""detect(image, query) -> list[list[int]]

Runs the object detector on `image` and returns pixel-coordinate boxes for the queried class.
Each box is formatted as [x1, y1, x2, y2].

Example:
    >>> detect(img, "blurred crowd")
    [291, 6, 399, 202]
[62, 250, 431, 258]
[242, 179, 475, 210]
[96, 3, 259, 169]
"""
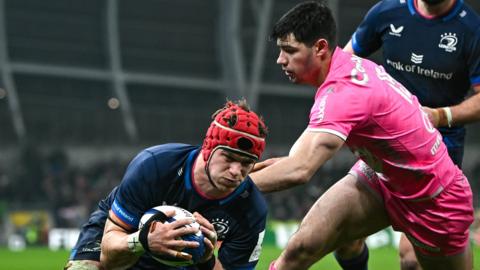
[0, 145, 123, 228]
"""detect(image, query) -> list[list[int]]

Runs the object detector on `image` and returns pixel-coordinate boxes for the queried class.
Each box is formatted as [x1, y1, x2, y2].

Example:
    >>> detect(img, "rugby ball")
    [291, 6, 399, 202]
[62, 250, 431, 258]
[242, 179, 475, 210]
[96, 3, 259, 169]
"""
[139, 205, 205, 266]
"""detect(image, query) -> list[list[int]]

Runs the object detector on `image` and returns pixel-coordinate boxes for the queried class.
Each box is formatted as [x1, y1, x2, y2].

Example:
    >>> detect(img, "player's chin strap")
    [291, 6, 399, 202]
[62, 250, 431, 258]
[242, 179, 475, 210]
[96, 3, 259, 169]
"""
[204, 148, 221, 190]
[136, 211, 168, 254]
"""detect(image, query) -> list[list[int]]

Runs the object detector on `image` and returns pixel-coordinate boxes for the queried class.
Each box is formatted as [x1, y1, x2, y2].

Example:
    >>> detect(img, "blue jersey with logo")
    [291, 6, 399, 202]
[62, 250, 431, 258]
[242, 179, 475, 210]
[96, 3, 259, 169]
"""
[351, 0, 480, 166]
[71, 143, 267, 270]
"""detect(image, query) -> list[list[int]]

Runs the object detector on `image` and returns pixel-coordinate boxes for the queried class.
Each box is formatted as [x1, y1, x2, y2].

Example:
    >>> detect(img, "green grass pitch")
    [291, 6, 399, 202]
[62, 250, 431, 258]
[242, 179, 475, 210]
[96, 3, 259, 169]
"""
[0, 245, 479, 269]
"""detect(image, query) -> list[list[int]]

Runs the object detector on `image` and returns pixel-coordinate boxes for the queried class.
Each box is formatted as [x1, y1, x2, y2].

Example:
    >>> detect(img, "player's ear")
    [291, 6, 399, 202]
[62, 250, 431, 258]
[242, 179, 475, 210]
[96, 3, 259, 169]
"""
[313, 38, 329, 57]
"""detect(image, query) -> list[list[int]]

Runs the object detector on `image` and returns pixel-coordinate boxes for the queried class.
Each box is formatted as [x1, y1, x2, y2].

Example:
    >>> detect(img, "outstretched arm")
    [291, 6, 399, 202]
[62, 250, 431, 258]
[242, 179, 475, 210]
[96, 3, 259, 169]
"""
[250, 130, 344, 193]
[424, 85, 480, 127]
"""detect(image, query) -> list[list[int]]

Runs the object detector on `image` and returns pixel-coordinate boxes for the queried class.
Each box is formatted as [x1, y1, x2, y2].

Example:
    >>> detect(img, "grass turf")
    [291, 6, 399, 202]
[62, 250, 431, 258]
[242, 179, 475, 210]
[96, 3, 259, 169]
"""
[0, 245, 479, 269]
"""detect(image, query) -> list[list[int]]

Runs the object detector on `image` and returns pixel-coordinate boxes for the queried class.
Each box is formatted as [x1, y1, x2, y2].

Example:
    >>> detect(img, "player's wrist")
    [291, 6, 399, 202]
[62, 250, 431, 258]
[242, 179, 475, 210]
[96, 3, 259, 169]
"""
[127, 231, 145, 254]
[442, 107, 453, 127]
[435, 108, 447, 127]
[436, 107, 453, 127]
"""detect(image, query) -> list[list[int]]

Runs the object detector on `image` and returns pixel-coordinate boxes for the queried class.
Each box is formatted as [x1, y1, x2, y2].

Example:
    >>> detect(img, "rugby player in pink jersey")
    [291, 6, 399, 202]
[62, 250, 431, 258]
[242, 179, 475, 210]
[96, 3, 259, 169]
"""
[250, 1, 473, 270]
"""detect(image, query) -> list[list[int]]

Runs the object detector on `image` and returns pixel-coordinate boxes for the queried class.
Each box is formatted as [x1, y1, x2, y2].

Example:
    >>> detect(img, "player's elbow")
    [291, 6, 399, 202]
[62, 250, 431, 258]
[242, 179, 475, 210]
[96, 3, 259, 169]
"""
[292, 166, 316, 185]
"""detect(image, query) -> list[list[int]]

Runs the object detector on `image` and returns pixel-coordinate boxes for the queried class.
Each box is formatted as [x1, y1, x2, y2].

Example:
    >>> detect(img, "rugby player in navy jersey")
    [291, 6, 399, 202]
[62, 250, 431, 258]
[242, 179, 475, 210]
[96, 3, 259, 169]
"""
[64, 100, 268, 270]
[337, 0, 480, 269]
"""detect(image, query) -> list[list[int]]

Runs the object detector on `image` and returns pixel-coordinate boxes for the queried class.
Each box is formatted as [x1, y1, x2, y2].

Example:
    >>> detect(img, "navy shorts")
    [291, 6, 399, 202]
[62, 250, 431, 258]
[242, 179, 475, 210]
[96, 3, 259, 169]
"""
[439, 127, 465, 168]
[445, 145, 463, 168]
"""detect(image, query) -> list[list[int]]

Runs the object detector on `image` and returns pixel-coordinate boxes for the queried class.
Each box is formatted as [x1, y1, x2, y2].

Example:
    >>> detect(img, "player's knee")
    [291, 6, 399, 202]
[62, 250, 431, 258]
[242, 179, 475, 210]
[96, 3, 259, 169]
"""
[64, 260, 101, 270]
[285, 236, 324, 262]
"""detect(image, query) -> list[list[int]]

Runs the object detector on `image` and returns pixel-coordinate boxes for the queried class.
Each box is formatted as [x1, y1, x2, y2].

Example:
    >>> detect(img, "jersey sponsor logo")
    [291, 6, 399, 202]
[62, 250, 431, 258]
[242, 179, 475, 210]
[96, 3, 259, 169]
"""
[386, 59, 453, 80]
[248, 230, 265, 262]
[438, 33, 457, 52]
[410, 53, 423, 64]
[388, 24, 404, 37]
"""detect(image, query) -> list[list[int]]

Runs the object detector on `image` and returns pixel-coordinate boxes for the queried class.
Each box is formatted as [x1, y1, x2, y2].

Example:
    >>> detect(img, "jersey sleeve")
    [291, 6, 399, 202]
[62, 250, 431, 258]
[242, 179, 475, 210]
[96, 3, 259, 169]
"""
[307, 84, 370, 140]
[351, 1, 384, 57]
[467, 28, 480, 86]
[110, 151, 158, 230]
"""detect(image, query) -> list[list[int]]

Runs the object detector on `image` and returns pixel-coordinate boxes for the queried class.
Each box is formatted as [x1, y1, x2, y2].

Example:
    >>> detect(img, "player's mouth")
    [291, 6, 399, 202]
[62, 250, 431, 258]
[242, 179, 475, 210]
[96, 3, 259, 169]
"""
[284, 70, 296, 81]
[222, 177, 240, 187]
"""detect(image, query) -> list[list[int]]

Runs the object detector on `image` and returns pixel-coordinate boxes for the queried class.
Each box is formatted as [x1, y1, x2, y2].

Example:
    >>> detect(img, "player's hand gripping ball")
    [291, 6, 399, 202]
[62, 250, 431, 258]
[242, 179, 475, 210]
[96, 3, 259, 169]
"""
[139, 205, 205, 266]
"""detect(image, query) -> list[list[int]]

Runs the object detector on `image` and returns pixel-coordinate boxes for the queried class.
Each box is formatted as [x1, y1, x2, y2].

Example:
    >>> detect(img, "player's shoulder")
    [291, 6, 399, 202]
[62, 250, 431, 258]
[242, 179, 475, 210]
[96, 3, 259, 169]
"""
[143, 143, 198, 157]
[456, 2, 480, 35]
[327, 50, 380, 94]
[368, 0, 408, 16]
[125, 143, 198, 182]
[136, 143, 198, 166]
[379, 0, 408, 11]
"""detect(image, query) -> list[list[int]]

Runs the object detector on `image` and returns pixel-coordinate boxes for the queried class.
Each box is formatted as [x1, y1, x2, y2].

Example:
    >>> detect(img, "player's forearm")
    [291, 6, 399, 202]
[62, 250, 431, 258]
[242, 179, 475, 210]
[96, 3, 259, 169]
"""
[252, 132, 342, 193]
[251, 156, 301, 193]
[251, 160, 312, 193]
[100, 231, 142, 270]
[449, 90, 480, 126]
[251, 151, 325, 193]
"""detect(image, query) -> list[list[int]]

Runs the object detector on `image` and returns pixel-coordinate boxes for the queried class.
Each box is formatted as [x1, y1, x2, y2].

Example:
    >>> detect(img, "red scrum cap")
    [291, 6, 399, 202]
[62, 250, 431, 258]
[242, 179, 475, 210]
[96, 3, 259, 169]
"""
[202, 100, 267, 162]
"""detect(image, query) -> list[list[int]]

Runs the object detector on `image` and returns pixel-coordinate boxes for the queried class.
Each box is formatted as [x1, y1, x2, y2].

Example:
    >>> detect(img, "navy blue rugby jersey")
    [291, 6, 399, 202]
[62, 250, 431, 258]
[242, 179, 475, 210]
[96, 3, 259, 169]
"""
[111, 143, 268, 270]
[350, 0, 480, 165]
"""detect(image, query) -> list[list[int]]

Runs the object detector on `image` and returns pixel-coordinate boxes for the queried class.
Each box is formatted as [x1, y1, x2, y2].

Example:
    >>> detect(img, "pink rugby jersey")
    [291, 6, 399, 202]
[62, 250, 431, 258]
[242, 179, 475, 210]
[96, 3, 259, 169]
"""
[308, 48, 460, 200]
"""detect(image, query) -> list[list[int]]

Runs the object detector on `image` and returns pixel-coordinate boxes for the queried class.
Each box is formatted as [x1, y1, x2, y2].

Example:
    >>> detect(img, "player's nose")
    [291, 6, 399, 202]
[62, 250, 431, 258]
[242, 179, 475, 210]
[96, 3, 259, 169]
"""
[228, 162, 243, 178]
[276, 51, 287, 65]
